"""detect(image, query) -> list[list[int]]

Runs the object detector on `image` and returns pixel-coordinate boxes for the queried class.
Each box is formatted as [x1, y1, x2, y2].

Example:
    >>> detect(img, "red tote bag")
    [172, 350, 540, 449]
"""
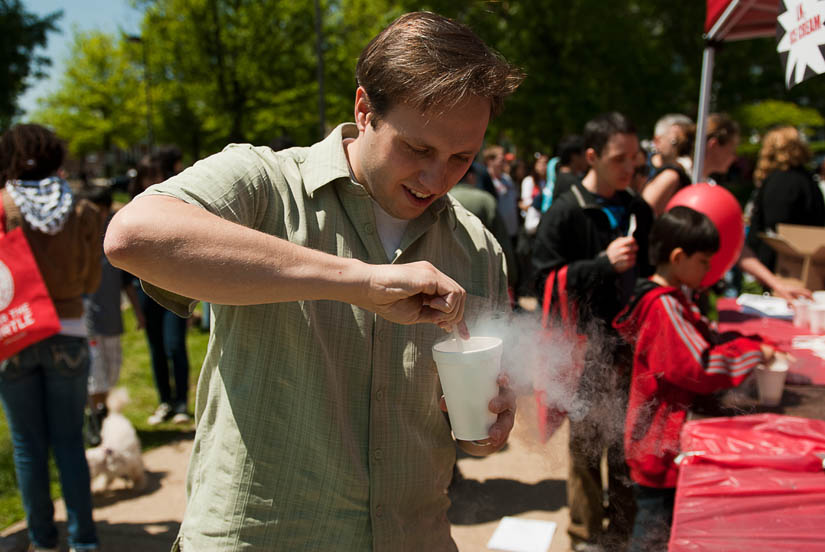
[0, 197, 61, 361]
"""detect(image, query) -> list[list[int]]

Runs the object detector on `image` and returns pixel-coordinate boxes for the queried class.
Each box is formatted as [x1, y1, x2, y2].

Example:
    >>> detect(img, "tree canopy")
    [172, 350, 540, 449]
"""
[0, 0, 61, 129]
[27, 0, 825, 166]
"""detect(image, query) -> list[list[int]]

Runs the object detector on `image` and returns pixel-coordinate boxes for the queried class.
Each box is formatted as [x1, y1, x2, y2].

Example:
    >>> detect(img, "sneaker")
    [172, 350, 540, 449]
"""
[69, 547, 100, 552]
[83, 407, 102, 447]
[28, 547, 58, 552]
[147, 402, 173, 425]
[171, 402, 191, 424]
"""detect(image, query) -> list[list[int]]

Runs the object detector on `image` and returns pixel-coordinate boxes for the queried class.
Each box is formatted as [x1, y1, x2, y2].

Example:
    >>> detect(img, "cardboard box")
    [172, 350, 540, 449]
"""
[759, 224, 825, 291]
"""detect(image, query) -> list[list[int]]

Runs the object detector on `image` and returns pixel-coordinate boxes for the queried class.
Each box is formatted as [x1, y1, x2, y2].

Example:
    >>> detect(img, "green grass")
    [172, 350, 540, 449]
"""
[0, 305, 208, 529]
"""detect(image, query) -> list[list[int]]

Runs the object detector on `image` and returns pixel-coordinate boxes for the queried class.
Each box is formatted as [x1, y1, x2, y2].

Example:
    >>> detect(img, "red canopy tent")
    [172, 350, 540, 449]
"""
[692, 0, 781, 183]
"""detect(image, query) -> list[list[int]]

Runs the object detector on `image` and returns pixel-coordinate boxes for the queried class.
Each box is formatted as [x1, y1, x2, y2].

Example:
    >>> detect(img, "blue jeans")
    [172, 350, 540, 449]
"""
[0, 335, 98, 550]
[628, 484, 675, 552]
[137, 286, 190, 408]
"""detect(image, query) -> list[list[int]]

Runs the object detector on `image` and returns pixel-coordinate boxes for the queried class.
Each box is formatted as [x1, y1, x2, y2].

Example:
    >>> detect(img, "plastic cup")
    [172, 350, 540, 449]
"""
[432, 336, 503, 441]
[809, 305, 825, 334]
[792, 299, 811, 329]
[756, 356, 789, 406]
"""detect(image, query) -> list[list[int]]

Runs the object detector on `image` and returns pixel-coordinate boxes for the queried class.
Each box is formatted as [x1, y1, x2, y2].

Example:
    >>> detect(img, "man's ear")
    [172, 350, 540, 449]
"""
[354, 86, 374, 132]
[584, 147, 598, 167]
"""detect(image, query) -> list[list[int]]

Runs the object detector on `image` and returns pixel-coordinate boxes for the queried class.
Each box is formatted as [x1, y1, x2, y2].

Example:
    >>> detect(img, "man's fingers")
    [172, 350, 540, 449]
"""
[487, 374, 515, 444]
[426, 290, 464, 314]
[488, 409, 515, 444]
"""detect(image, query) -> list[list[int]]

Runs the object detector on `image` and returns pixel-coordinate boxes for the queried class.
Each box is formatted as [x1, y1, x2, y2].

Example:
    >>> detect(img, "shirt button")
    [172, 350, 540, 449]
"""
[364, 222, 375, 234]
[375, 389, 384, 401]
[378, 329, 387, 342]
[373, 448, 384, 461]
[375, 505, 384, 519]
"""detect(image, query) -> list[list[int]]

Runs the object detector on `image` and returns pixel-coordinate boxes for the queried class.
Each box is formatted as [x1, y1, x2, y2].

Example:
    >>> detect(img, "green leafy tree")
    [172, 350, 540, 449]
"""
[136, 0, 323, 155]
[0, 0, 61, 129]
[396, 1, 707, 154]
[736, 100, 824, 135]
[34, 30, 145, 174]
[37, 1, 825, 168]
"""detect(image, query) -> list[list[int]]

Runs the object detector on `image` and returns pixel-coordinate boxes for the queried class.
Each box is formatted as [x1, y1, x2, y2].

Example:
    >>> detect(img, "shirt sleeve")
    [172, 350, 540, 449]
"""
[135, 144, 281, 315]
[137, 144, 278, 229]
[648, 294, 763, 393]
[520, 176, 535, 203]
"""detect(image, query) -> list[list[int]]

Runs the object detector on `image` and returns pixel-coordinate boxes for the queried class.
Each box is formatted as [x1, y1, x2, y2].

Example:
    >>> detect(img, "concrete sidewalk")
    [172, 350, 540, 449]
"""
[1, 398, 572, 551]
[0, 434, 192, 552]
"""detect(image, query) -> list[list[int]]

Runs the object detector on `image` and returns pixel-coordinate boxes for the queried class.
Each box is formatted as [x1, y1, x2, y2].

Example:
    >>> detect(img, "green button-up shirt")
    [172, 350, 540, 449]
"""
[142, 123, 509, 551]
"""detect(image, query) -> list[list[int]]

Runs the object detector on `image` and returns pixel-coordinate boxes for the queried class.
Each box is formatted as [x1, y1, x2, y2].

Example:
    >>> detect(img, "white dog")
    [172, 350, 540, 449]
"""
[86, 388, 146, 492]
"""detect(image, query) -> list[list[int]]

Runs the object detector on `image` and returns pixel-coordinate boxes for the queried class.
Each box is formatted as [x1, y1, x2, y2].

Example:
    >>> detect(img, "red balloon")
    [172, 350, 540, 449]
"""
[665, 183, 745, 287]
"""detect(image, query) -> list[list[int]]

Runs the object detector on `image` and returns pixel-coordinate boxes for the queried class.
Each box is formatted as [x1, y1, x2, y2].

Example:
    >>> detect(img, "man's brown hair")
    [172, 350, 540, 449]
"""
[355, 12, 524, 121]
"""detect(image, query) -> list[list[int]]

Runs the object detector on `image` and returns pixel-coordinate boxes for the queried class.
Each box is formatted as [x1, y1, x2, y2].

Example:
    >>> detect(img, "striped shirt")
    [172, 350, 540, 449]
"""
[139, 123, 509, 551]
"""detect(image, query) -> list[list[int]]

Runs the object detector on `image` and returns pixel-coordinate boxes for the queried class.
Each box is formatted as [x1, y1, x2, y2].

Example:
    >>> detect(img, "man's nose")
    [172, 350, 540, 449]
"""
[419, 161, 448, 191]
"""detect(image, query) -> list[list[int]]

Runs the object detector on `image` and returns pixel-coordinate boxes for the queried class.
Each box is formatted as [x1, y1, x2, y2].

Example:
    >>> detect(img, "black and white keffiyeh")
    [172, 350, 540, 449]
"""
[5, 176, 74, 235]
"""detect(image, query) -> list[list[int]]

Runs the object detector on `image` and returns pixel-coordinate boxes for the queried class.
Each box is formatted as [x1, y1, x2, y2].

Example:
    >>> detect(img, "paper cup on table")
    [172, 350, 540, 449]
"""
[809, 305, 825, 334]
[792, 299, 811, 329]
[432, 336, 503, 441]
[756, 356, 789, 406]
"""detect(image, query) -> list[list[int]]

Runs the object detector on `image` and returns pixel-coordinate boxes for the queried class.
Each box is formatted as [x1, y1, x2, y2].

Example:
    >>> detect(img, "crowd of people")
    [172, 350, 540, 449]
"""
[449, 108, 823, 551]
[0, 127, 198, 551]
[2, 9, 825, 552]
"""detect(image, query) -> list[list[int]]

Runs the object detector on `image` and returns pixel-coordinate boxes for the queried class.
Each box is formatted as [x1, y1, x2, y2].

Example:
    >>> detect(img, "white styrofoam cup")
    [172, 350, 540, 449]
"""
[756, 355, 789, 406]
[432, 336, 503, 441]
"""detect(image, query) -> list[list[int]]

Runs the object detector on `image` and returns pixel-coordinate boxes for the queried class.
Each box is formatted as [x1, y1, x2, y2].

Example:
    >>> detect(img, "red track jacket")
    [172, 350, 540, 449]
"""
[613, 281, 764, 488]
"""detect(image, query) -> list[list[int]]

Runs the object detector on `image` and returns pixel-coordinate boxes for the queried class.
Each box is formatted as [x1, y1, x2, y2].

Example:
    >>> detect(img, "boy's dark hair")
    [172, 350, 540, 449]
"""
[0, 124, 65, 185]
[355, 11, 524, 121]
[557, 134, 584, 166]
[583, 112, 636, 157]
[649, 206, 719, 266]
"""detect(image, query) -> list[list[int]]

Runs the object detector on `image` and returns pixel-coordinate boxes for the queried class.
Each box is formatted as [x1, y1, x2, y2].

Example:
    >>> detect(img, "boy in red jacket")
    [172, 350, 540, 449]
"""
[613, 206, 774, 551]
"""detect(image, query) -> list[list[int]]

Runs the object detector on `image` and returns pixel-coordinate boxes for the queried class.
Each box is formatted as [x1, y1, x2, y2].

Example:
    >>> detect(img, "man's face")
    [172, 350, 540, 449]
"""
[352, 88, 490, 220]
[588, 133, 639, 194]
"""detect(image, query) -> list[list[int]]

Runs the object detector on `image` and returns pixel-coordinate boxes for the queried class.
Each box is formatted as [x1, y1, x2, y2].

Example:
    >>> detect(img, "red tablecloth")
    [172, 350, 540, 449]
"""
[716, 298, 825, 385]
[670, 414, 825, 552]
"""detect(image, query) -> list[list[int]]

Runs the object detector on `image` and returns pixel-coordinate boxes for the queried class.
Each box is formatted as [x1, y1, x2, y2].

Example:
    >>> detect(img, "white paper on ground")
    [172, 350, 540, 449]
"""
[486, 516, 557, 552]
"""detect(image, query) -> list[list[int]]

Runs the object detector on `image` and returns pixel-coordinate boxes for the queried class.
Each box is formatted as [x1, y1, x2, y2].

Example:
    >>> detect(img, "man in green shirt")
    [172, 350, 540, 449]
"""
[106, 11, 523, 551]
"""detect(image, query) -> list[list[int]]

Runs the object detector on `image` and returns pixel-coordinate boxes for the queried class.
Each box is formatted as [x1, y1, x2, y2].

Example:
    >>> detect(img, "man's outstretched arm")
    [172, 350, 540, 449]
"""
[105, 195, 468, 333]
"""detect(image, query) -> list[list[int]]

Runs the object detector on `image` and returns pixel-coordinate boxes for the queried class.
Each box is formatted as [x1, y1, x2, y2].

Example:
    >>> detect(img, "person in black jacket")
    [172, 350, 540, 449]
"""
[533, 112, 653, 552]
[747, 125, 825, 271]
